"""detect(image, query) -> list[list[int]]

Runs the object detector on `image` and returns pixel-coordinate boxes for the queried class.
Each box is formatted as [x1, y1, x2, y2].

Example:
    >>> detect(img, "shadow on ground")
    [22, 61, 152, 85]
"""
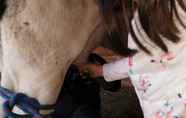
[101, 86, 144, 118]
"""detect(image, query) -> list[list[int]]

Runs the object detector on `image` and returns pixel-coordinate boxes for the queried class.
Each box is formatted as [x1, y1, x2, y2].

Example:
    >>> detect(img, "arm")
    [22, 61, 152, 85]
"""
[103, 57, 130, 82]
[81, 57, 130, 82]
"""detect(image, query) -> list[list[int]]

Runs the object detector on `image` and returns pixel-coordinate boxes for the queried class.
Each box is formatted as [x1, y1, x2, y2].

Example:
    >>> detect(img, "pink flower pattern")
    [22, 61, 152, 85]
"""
[150, 52, 175, 69]
[128, 51, 186, 117]
[154, 100, 186, 118]
[138, 74, 152, 92]
[155, 100, 174, 118]
[135, 52, 186, 117]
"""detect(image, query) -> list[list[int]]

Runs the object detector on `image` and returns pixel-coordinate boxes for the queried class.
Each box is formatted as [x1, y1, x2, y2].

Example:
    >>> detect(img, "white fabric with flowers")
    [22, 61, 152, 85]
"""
[103, 4, 186, 118]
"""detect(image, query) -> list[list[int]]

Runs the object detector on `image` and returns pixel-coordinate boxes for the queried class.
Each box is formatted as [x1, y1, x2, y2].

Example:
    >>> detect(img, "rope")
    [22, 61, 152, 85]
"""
[0, 87, 55, 118]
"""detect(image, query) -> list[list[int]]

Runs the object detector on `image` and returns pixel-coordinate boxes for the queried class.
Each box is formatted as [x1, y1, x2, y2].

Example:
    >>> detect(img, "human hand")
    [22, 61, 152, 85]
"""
[79, 64, 103, 78]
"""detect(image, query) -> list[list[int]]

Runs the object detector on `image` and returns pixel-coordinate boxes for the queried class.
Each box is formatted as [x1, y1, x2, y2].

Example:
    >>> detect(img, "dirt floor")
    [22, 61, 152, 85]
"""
[101, 86, 144, 118]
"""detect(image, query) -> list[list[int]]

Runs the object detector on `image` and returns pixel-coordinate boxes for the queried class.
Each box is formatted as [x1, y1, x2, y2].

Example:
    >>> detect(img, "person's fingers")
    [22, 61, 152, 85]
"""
[76, 63, 102, 78]
[77, 64, 88, 72]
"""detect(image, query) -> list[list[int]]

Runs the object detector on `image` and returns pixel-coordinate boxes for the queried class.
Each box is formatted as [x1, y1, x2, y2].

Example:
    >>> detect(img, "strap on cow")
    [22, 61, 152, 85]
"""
[0, 86, 56, 118]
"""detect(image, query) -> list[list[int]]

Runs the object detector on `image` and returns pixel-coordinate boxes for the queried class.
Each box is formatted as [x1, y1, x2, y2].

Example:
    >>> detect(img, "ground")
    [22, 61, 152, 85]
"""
[101, 86, 144, 118]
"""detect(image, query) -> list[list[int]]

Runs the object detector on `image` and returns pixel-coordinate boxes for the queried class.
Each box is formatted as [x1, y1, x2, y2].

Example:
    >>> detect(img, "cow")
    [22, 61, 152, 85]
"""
[0, 0, 107, 117]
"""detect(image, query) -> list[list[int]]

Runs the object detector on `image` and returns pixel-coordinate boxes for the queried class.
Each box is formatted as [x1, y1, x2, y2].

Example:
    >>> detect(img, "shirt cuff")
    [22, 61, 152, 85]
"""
[103, 57, 130, 82]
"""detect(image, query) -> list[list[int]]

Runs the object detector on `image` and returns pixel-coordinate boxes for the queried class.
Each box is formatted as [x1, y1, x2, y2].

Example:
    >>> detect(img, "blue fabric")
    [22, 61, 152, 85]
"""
[0, 87, 55, 118]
